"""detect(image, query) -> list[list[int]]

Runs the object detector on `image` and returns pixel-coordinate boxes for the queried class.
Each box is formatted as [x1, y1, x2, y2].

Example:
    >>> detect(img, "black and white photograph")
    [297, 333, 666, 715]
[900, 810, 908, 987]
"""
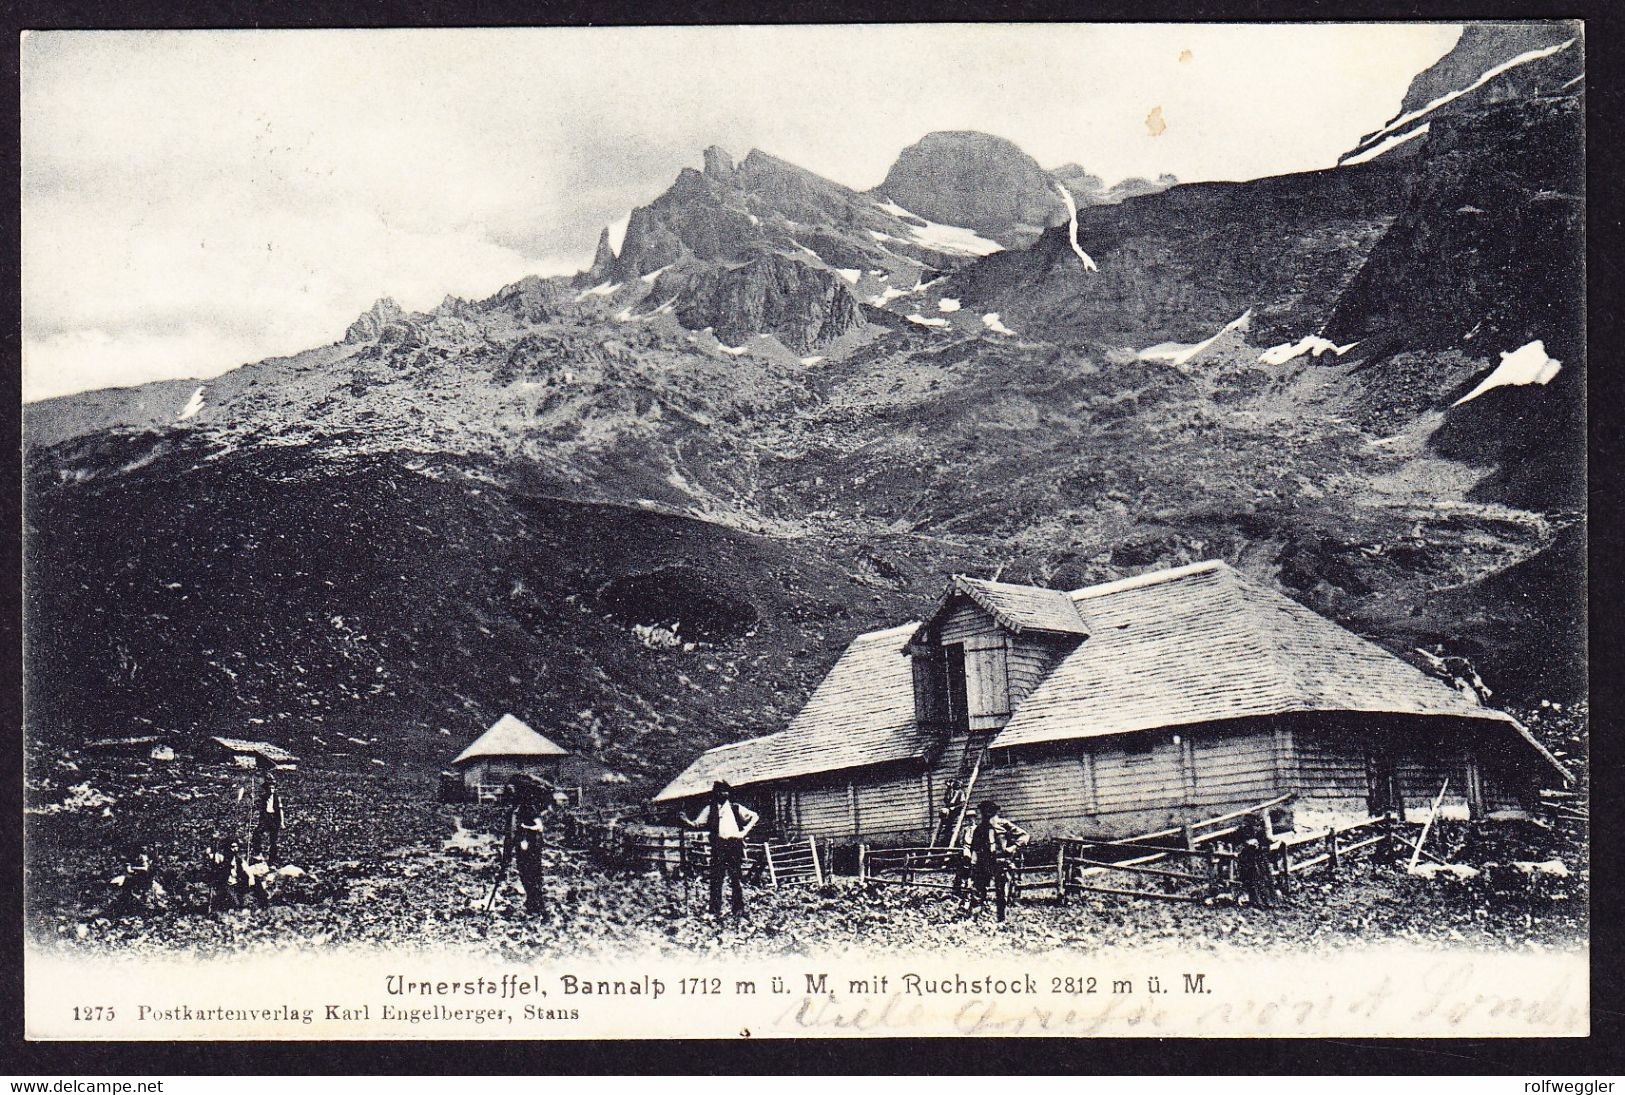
[20, 21, 1587, 1040]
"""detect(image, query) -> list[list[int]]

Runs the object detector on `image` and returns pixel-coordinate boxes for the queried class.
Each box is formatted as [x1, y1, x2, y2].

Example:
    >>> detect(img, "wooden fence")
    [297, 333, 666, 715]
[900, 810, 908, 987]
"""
[1059, 839, 1236, 902]
[570, 820, 822, 887]
[856, 844, 1067, 904]
[762, 836, 823, 888]
[681, 832, 824, 888]
[858, 846, 963, 892]
[1058, 801, 1396, 903]
[1269, 815, 1393, 892]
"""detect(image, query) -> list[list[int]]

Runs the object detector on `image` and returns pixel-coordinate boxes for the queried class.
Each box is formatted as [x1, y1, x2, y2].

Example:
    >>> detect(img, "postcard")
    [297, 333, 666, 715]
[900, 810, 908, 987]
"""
[21, 21, 1587, 1040]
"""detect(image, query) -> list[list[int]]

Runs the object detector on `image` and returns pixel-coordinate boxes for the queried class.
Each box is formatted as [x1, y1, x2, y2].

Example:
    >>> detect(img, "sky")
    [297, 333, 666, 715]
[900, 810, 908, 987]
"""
[21, 23, 1462, 402]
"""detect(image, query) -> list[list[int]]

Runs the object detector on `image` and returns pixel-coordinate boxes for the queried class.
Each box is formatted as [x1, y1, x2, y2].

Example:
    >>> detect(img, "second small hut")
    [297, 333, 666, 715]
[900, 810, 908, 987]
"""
[446, 713, 569, 802]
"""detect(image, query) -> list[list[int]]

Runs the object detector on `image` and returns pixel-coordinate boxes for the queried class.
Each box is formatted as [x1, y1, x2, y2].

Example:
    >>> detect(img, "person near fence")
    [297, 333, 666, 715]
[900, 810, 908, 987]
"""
[1238, 814, 1280, 908]
[511, 812, 550, 915]
[251, 773, 285, 861]
[963, 800, 1028, 921]
[682, 781, 759, 917]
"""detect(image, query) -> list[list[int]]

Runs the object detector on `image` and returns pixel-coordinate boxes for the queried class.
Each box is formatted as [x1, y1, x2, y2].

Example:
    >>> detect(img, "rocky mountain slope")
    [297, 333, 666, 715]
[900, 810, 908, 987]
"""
[23, 24, 1586, 793]
[1340, 22, 1579, 166]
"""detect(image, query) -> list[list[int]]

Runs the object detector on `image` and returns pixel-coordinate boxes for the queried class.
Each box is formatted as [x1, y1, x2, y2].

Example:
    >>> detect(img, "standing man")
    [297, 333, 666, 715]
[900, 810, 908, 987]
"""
[252, 773, 285, 862]
[962, 800, 1029, 922]
[512, 812, 549, 915]
[1237, 814, 1280, 909]
[682, 781, 759, 917]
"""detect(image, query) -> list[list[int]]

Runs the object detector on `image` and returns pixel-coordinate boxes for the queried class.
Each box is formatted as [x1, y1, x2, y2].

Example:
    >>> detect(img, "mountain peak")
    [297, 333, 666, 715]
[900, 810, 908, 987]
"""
[343, 297, 406, 343]
[873, 130, 1067, 247]
[586, 225, 618, 282]
[435, 294, 477, 320]
[702, 145, 736, 182]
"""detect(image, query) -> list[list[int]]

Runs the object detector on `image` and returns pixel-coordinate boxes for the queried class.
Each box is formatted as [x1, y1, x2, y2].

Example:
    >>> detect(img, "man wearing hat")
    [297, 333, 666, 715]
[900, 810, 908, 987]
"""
[513, 810, 549, 915]
[682, 780, 759, 917]
[252, 772, 285, 862]
[962, 800, 1029, 922]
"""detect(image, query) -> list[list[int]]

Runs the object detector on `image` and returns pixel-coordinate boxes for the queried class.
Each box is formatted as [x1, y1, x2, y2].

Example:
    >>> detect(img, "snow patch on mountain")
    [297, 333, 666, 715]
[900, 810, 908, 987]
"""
[982, 313, 1016, 336]
[640, 265, 672, 284]
[873, 198, 924, 222]
[835, 269, 861, 284]
[1343, 123, 1431, 167]
[1139, 311, 1254, 366]
[907, 314, 950, 329]
[1259, 336, 1360, 366]
[938, 298, 961, 313]
[869, 287, 909, 307]
[1052, 182, 1099, 272]
[870, 209, 1002, 258]
[177, 386, 206, 421]
[575, 281, 621, 300]
[903, 218, 1002, 258]
[1452, 340, 1562, 406]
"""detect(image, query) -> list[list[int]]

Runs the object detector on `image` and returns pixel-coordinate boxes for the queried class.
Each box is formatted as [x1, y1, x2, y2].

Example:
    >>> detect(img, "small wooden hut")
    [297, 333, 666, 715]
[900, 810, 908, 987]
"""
[450, 714, 569, 801]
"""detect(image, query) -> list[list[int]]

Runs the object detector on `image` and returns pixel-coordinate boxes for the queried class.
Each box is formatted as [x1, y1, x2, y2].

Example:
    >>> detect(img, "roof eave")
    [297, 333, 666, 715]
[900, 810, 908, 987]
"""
[653, 753, 930, 803]
[991, 706, 1570, 780]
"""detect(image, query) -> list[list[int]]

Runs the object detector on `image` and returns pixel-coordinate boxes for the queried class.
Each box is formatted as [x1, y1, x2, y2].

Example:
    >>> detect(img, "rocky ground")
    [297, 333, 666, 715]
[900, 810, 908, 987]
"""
[27, 755, 1587, 961]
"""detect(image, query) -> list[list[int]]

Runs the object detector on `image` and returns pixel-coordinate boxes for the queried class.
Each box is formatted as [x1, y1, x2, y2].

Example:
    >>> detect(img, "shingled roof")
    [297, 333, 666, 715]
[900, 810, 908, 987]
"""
[990, 562, 1563, 774]
[651, 561, 1564, 801]
[453, 713, 569, 765]
[212, 736, 299, 764]
[910, 575, 1090, 645]
[653, 622, 929, 801]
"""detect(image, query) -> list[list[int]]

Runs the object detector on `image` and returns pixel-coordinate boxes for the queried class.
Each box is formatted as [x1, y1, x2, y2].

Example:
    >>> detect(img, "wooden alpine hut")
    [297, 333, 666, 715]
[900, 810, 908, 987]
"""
[450, 713, 569, 801]
[653, 561, 1567, 845]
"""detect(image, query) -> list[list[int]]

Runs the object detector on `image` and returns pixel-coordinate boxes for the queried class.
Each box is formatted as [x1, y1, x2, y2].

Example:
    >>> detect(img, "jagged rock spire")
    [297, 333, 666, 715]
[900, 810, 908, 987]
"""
[587, 226, 618, 283]
[343, 297, 405, 343]
[703, 145, 736, 182]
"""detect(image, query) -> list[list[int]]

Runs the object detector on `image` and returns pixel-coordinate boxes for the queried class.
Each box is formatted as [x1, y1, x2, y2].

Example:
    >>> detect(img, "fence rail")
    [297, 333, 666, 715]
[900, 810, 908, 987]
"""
[569, 821, 822, 887]
[1057, 806, 1397, 903]
[856, 844, 1067, 904]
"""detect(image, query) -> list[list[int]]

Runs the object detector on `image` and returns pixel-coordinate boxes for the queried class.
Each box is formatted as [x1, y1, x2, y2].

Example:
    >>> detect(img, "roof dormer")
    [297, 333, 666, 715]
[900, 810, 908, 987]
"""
[905, 576, 1091, 734]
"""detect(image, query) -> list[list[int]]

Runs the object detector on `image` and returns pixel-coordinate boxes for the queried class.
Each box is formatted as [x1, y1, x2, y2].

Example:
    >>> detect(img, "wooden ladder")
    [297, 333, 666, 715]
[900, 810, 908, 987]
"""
[939, 732, 993, 849]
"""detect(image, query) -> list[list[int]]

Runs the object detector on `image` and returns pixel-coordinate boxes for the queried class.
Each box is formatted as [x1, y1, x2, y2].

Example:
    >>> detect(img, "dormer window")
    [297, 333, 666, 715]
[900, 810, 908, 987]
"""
[908, 575, 1088, 734]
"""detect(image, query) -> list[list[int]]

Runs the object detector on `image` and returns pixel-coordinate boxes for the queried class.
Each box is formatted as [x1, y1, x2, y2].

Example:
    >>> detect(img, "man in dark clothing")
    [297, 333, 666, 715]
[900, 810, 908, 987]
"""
[1238, 815, 1280, 909]
[209, 839, 251, 911]
[252, 773, 285, 861]
[512, 813, 548, 915]
[963, 800, 1029, 921]
[682, 781, 759, 917]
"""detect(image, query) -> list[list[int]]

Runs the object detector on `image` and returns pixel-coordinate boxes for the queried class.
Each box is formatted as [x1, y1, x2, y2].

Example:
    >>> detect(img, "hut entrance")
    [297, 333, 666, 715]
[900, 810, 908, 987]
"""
[1365, 750, 1402, 818]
